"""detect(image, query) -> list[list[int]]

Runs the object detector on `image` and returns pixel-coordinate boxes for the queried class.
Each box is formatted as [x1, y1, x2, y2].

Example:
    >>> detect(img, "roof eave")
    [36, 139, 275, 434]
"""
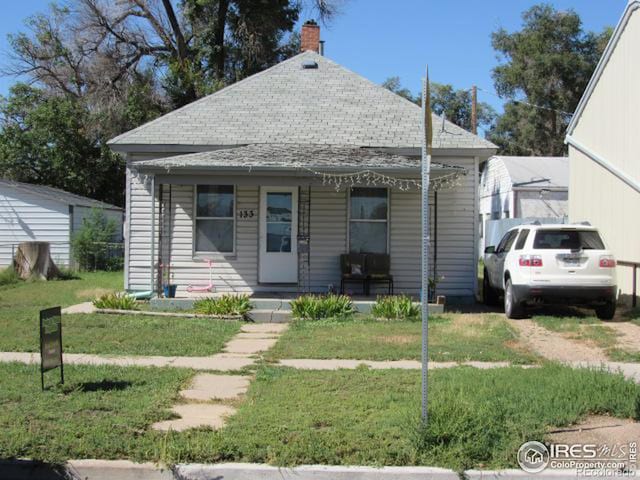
[565, 0, 640, 137]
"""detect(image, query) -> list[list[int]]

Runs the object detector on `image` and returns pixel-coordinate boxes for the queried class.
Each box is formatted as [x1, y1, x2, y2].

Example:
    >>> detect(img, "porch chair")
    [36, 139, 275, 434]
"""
[366, 253, 394, 295]
[340, 253, 368, 295]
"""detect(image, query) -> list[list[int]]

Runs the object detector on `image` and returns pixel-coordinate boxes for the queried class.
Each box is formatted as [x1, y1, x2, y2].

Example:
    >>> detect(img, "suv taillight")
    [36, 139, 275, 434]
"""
[519, 255, 543, 267]
[599, 256, 616, 268]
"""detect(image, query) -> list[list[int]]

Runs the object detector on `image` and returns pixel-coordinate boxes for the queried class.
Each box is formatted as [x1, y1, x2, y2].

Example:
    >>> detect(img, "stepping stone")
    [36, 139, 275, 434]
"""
[234, 332, 280, 339]
[240, 323, 288, 334]
[170, 354, 254, 371]
[61, 302, 96, 314]
[152, 404, 236, 432]
[181, 374, 251, 401]
[223, 338, 279, 354]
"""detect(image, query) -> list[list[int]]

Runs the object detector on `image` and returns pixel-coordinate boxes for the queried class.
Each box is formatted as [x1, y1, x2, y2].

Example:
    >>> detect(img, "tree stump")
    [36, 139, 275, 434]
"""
[14, 241, 62, 280]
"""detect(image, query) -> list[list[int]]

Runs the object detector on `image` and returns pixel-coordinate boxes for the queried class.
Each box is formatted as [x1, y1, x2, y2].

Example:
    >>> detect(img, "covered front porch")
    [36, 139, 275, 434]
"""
[126, 144, 476, 301]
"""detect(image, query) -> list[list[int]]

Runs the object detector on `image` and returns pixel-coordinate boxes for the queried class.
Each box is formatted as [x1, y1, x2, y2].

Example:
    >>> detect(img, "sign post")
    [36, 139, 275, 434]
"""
[40, 306, 64, 390]
[421, 67, 433, 423]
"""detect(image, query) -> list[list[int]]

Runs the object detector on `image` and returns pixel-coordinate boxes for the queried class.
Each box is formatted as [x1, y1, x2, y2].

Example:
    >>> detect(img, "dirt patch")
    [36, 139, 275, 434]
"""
[512, 320, 608, 362]
[605, 322, 640, 352]
[375, 335, 420, 345]
[548, 415, 640, 469]
[75, 288, 113, 299]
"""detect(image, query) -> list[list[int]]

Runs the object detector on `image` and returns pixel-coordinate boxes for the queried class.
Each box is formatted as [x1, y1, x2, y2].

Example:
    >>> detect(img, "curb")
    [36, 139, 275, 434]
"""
[175, 463, 459, 479]
[0, 460, 603, 480]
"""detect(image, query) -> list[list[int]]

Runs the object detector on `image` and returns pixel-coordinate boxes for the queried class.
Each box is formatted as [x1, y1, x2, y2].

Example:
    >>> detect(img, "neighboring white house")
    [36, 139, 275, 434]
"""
[108, 22, 497, 302]
[479, 156, 568, 253]
[480, 156, 568, 221]
[565, 0, 640, 304]
[0, 179, 123, 267]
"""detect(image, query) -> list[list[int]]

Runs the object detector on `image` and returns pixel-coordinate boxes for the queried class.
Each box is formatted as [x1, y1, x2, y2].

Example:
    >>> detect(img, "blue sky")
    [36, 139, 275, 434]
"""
[0, 0, 624, 115]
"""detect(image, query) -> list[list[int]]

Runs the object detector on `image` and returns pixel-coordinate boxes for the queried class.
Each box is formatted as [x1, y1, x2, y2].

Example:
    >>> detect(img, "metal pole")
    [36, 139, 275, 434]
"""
[471, 85, 478, 135]
[421, 68, 432, 423]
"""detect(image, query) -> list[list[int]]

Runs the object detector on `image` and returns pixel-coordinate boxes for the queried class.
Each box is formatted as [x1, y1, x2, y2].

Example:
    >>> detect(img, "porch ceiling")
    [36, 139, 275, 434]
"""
[134, 144, 462, 175]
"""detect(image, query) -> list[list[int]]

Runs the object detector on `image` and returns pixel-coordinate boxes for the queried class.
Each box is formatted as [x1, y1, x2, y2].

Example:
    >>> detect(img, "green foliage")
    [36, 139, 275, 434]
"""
[371, 295, 420, 320]
[71, 209, 120, 271]
[487, 4, 612, 155]
[193, 294, 252, 317]
[0, 267, 20, 287]
[93, 292, 138, 311]
[290, 294, 354, 320]
[0, 84, 125, 206]
[382, 77, 496, 131]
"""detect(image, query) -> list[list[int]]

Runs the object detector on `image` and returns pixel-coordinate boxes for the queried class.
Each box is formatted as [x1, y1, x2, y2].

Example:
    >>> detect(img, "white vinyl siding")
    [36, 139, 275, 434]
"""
[0, 188, 70, 267]
[124, 156, 478, 299]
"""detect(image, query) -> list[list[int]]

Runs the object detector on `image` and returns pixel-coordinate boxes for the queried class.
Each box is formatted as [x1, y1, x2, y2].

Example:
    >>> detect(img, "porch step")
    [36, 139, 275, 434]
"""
[247, 309, 292, 323]
[250, 299, 292, 311]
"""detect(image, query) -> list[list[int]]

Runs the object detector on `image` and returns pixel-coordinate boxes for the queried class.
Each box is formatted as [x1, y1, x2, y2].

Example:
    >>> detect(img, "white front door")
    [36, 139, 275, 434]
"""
[259, 187, 298, 283]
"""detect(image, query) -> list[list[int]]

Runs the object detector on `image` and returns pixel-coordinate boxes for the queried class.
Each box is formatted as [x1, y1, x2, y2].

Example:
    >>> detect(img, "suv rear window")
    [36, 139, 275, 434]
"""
[533, 230, 605, 250]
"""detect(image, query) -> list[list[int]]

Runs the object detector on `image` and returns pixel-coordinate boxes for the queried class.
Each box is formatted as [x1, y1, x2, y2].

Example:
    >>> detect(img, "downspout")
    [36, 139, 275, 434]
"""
[565, 135, 640, 194]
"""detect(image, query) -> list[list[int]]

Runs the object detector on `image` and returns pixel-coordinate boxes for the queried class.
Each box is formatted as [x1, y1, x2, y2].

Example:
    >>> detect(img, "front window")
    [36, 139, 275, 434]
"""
[195, 185, 235, 253]
[349, 187, 388, 254]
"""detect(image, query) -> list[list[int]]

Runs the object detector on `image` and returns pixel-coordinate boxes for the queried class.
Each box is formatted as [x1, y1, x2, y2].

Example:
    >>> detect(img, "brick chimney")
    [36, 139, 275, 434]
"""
[300, 20, 320, 53]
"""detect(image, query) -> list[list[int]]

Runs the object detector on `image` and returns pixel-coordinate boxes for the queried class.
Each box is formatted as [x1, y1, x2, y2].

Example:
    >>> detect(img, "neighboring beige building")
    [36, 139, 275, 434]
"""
[566, 0, 640, 303]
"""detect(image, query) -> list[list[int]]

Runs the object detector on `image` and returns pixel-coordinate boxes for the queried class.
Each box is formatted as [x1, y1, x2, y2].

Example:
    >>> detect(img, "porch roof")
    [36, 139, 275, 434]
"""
[134, 144, 461, 174]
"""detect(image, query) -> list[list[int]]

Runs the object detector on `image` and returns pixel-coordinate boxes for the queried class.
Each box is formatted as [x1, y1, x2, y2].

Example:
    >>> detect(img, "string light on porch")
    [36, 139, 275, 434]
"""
[301, 166, 467, 192]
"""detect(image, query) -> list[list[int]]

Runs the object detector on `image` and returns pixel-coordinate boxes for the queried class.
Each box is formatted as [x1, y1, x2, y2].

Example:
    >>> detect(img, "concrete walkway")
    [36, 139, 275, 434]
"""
[277, 359, 514, 370]
[0, 322, 289, 372]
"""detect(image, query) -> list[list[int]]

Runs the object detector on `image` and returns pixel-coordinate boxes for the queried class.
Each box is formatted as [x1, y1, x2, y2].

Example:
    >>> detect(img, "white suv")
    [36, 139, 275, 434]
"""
[483, 224, 617, 319]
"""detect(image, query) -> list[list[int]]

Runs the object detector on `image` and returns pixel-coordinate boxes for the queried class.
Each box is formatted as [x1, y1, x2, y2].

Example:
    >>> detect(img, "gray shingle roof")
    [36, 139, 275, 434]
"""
[134, 144, 464, 173]
[0, 178, 122, 210]
[109, 51, 496, 151]
[497, 156, 569, 188]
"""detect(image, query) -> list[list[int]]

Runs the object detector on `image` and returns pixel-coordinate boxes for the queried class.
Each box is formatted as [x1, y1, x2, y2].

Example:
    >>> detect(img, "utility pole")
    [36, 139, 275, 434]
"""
[471, 85, 478, 135]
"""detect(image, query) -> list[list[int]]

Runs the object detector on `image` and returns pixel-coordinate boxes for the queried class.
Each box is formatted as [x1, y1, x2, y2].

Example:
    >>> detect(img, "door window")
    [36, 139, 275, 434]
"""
[266, 192, 292, 252]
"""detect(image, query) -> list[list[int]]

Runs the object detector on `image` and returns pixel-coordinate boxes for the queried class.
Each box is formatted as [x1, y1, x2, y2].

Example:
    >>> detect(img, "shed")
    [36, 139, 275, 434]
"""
[0, 179, 123, 267]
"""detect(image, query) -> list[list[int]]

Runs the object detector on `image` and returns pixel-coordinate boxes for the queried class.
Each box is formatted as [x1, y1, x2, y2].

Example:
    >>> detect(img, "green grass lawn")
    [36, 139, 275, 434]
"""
[266, 314, 539, 363]
[0, 271, 241, 356]
[0, 362, 192, 463]
[533, 314, 640, 362]
[166, 364, 640, 469]
[2, 362, 637, 470]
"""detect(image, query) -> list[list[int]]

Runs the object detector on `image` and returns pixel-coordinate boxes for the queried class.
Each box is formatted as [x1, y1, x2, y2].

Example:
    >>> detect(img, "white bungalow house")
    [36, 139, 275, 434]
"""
[108, 23, 497, 302]
[565, 0, 640, 305]
[0, 178, 123, 267]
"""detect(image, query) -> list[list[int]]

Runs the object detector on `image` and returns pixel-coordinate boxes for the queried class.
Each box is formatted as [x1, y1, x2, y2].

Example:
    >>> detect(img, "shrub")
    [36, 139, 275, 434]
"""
[93, 292, 138, 310]
[291, 294, 354, 320]
[0, 267, 20, 287]
[193, 294, 252, 317]
[371, 295, 420, 320]
[71, 209, 121, 271]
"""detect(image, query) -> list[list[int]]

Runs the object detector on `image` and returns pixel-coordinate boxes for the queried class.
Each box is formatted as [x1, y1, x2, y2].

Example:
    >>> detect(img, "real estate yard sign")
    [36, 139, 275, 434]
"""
[40, 306, 64, 390]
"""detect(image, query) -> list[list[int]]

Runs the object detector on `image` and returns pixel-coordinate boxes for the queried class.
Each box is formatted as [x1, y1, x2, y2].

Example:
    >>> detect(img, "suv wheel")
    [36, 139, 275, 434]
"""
[483, 271, 499, 306]
[504, 279, 525, 319]
[595, 302, 616, 321]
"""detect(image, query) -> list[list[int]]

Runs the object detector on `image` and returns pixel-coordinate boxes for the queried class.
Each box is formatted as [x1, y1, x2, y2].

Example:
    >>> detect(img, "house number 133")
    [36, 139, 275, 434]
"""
[238, 209, 256, 219]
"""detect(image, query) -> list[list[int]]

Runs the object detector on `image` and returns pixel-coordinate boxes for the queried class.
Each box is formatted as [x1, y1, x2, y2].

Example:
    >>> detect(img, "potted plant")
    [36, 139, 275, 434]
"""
[161, 264, 177, 298]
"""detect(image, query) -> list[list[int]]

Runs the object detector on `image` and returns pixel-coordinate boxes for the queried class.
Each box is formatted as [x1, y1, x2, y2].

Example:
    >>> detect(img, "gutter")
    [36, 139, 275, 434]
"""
[566, 1, 640, 135]
[565, 135, 640, 194]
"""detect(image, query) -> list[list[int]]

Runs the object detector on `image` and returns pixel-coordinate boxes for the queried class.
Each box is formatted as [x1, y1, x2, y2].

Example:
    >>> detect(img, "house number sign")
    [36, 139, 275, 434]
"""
[238, 209, 256, 219]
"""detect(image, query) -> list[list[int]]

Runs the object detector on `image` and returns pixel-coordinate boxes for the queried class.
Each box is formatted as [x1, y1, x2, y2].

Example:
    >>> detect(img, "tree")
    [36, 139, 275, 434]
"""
[488, 4, 612, 155]
[382, 77, 496, 132]
[0, 84, 125, 205]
